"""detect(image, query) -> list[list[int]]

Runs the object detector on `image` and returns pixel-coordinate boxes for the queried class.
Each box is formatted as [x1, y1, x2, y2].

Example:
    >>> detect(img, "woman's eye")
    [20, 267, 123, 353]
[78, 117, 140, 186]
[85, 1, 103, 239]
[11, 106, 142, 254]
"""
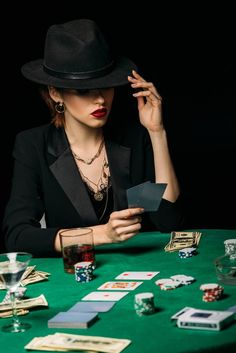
[75, 89, 90, 95]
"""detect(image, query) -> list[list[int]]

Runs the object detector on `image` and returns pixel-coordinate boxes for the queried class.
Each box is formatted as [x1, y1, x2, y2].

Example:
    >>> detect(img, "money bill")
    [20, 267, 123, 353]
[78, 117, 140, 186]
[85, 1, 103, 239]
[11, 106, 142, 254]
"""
[0, 308, 29, 318]
[21, 266, 36, 280]
[164, 232, 202, 252]
[25, 332, 131, 353]
[21, 268, 50, 286]
[0, 266, 50, 289]
[0, 294, 48, 311]
[2, 286, 27, 303]
[25, 336, 67, 351]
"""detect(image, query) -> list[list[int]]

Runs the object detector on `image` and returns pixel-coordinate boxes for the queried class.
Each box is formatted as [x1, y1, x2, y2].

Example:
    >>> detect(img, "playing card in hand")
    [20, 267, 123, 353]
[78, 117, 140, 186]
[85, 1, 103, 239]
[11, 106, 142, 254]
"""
[126, 181, 167, 211]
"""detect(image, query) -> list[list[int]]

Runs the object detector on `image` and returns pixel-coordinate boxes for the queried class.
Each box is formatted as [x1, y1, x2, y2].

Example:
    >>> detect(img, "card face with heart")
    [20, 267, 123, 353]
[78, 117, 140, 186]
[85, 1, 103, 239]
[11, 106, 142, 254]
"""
[68, 301, 116, 312]
[126, 182, 167, 212]
[81, 291, 129, 301]
[97, 281, 143, 290]
[115, 271, 160, 280]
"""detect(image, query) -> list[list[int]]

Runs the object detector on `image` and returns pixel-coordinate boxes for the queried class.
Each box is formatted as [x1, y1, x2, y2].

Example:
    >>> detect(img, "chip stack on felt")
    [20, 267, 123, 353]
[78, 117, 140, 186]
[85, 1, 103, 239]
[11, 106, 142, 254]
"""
[179, 247, 197, 258]
[74, 261, 94, 282]
[200, 283, 224, 302]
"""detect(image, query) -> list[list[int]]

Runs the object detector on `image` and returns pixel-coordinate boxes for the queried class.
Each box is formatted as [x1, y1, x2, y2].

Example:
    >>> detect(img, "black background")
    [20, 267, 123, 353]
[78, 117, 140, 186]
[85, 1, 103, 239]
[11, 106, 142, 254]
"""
[1, 2, 235, 251]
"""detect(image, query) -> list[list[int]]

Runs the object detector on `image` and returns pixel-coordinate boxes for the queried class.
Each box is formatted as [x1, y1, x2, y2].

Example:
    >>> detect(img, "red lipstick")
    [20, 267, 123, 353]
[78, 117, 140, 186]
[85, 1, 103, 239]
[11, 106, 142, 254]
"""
[91, 108, 107, 118]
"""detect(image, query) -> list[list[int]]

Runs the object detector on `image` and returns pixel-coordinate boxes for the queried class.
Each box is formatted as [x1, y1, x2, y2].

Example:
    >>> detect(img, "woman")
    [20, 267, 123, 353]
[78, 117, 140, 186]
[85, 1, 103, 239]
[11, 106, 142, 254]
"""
[3, 19, 183, 256]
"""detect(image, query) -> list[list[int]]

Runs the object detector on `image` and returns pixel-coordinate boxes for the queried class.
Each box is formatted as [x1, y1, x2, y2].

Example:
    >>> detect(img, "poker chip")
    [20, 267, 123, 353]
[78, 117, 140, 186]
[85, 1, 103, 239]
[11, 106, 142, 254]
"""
[224, 239, 236, 259]
[155, 278, 181, 290]
[170, 274, 195, 285]
[74, 261, 94, 282]
[200, 283, 219, 291]
[134, 292, 155, 316]
[155, 274, 195, 290]
[178, 247, 197, 258]
[200, 283, 224, 302]
[155, 278, 172, 286]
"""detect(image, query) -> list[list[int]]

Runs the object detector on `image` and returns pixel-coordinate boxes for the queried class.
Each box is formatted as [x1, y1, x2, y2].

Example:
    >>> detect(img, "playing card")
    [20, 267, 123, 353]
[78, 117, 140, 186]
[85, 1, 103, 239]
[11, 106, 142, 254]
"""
[115, 271, 160, 280]
[97, 281, 143, 290]
[126, 182, 167, 211]
[68, 301, 116, 312]
[81, 291, 129, 301]
[126, 181, 150, 209]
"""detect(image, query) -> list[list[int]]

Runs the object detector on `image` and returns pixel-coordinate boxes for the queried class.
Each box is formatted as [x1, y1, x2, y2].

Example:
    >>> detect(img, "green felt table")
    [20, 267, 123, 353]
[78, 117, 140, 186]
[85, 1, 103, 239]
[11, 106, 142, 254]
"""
[1, 229, 236, 353]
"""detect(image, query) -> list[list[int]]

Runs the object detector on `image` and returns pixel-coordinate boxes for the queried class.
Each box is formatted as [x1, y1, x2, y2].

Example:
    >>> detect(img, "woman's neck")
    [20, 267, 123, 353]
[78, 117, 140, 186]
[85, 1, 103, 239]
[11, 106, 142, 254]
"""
[65, 122, 103, 149]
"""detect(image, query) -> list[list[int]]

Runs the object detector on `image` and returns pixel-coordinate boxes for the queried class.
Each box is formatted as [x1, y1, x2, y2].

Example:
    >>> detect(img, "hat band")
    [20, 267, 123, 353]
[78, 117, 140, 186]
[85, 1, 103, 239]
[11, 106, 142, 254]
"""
[43, 61, 115, 80]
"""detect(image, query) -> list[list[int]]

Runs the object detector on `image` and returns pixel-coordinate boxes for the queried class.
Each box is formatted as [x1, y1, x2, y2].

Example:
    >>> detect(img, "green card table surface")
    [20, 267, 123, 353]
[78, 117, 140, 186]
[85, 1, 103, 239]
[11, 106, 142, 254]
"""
[1, 229, 236, 353]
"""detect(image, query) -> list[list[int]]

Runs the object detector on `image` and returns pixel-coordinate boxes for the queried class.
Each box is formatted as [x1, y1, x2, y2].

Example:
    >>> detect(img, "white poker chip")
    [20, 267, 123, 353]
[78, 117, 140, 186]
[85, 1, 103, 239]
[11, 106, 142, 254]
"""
[179, 247, 196, 253]
[155, 278, 172, 286]
[155, 278, 181, 289]
[224, 239, 236, 244]
[200, 283, 219, 291]
[170, 275, 195, 284]
[162, 280, 181, 289]
[135, 292, 154, 300]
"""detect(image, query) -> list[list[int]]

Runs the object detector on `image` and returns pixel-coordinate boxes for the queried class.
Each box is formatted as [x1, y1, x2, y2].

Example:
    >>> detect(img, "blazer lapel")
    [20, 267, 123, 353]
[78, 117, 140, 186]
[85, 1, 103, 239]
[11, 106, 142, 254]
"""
[47, 126, 98, 225]
[47, 126, 132, 223]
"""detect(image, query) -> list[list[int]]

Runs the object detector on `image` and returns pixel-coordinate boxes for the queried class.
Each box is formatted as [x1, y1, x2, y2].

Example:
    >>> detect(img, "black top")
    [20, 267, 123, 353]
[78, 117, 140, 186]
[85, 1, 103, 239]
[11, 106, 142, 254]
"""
[83, 180, 113, 224]
[2, 123, 184, 257]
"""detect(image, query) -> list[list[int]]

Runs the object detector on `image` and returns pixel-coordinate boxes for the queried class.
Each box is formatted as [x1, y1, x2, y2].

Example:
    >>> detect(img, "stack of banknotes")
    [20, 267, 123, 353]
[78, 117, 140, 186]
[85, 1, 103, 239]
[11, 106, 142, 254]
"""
[0, 265, 50, 289]
[164, 231, 202, 252]
[25, 332, 131, 352]
[0, 294, 48, 317]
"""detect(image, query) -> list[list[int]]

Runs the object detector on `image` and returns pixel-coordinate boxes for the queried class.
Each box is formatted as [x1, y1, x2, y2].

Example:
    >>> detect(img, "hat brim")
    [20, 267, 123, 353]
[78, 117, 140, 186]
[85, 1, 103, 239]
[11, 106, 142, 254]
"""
[21, 57, 137, 89]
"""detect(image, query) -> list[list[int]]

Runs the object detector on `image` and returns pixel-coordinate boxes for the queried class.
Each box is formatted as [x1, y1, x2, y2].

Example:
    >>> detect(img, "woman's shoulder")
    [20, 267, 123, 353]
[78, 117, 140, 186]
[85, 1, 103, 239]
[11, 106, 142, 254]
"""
[13, 124, 56, 155]
[12, 124, 59, 165]
[15, 123, 52, 140]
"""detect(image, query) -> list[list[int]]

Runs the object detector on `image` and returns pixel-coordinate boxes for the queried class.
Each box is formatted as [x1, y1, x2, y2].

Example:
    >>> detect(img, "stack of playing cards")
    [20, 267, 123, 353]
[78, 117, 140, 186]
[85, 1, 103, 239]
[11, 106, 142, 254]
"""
[48, 312, 98, 329]
[48, 302, 116, 329]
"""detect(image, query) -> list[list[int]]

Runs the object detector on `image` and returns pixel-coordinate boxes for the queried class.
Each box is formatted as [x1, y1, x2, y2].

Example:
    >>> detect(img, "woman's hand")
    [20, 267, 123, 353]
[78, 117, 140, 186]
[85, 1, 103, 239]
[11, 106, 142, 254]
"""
[54, 208, 144, 251]
[104, 207, 144, 243]
[128, 70, 163, 133]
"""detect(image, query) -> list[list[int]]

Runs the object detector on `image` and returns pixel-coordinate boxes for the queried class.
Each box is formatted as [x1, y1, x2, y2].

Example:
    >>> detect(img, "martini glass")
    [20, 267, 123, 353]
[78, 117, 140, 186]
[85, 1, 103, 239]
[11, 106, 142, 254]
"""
[0, 252, 32, 332]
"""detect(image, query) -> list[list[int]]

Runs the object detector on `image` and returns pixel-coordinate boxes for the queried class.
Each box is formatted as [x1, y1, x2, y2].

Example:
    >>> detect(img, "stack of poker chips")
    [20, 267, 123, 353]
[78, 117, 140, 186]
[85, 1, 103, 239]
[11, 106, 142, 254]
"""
[178, 247, 197, 258]
[170, 275, 195, 286]
[74, 261, 94, 283]
[224, 239, 236, 259]
[155, 278, 181, 290]
[200, 283, 224, 302]
[155, 275, 195, 290]
[134, 292, 155, 316]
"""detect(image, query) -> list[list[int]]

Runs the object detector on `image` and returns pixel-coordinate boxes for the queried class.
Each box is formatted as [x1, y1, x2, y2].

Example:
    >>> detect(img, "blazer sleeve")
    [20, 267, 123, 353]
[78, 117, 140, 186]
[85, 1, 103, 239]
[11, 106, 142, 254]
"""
[2, 132, 59, 257]
[134, 127, 185, 232]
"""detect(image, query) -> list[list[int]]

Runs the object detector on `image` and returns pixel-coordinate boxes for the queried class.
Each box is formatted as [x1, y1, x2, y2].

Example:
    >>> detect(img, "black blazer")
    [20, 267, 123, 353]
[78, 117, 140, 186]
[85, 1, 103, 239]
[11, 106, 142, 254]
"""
[3, 123, 184, 256]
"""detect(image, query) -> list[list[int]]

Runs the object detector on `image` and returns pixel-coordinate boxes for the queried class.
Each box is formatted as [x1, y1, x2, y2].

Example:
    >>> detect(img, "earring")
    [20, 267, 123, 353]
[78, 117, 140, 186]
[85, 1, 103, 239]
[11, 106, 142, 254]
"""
[55, 101, 65, 114]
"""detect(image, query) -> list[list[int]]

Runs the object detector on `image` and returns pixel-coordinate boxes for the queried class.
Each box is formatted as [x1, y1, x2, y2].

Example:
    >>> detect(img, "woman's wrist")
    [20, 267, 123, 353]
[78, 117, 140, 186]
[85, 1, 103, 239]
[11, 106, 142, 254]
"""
[91, 224, 113, 246]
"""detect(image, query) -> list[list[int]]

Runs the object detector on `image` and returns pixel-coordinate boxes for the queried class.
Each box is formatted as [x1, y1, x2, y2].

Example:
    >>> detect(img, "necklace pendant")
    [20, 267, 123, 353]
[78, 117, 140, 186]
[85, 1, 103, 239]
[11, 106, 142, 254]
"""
[94, 191, 103, 201]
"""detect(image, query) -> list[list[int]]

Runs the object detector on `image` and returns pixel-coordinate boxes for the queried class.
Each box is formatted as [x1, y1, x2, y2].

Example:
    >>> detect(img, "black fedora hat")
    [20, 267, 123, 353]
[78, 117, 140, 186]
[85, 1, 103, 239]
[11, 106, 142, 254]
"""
[21, 19, 137, 89]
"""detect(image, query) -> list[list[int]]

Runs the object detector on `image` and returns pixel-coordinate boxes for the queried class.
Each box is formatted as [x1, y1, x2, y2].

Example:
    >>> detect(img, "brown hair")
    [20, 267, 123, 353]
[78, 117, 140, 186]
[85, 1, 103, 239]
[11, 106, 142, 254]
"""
[39, 86, 65, 128]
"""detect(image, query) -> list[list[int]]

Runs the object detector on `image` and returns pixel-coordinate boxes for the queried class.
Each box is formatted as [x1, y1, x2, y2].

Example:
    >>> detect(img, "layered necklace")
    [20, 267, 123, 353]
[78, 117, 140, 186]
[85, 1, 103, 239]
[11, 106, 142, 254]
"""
[78, 156, 110, 201]
[71, 139, 110, 201]
[72, 138, 104, 165]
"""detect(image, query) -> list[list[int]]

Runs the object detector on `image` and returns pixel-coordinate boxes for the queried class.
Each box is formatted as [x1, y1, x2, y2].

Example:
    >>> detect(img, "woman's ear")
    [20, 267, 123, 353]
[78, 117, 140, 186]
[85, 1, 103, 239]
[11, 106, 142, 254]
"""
[48, 86, 62, 102]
